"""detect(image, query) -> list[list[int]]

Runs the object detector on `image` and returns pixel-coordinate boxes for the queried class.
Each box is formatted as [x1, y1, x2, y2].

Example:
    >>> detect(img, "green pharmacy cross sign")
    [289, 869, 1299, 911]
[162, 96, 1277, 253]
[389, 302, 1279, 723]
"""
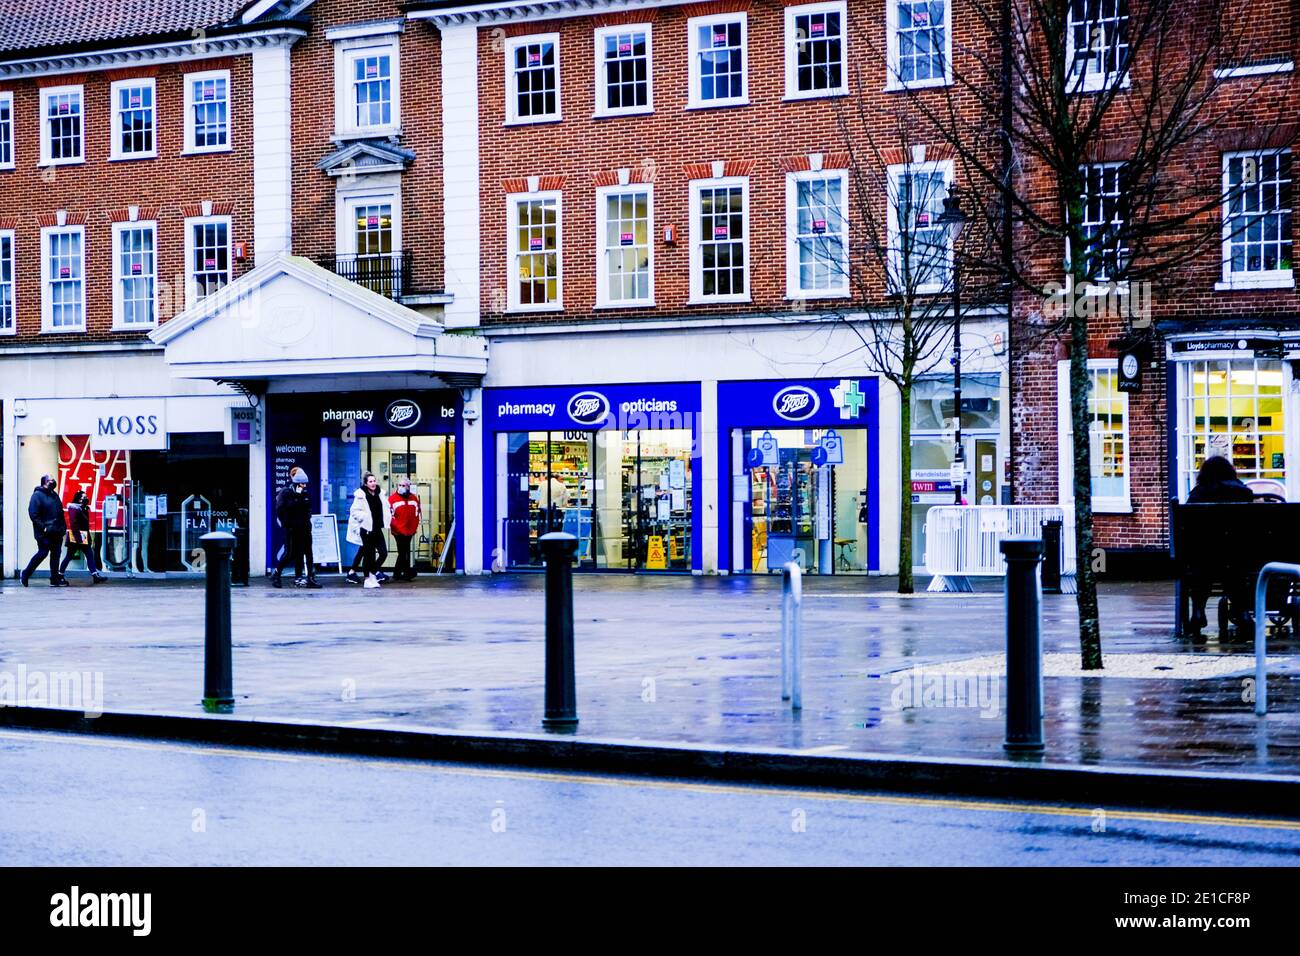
[830, 379, 865, 420]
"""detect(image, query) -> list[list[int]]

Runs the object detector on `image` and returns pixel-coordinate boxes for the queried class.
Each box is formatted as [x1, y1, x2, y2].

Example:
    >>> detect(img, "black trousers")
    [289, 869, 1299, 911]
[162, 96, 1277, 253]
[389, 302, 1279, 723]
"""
[60, 539, 99, 575]
[353, 530, 388, 576]
[23, 529, 63, 582]
[393, 533, 415, 577]
[276, 527, 315, 578]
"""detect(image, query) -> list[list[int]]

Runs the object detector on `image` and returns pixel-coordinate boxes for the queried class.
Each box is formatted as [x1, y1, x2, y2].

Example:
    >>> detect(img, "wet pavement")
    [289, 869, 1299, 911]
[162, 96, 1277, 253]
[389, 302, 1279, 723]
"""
[2, 573, 1298, 775]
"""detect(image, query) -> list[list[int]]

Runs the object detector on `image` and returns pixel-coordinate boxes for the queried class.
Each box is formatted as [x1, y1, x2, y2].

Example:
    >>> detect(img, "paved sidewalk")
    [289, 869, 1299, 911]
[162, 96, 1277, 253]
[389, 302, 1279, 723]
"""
[2, 573, 1298, 775]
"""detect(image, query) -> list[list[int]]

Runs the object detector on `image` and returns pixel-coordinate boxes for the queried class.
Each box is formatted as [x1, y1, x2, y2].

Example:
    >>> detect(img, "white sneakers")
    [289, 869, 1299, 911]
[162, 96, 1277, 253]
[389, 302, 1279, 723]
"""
[363, 574, 381, 589]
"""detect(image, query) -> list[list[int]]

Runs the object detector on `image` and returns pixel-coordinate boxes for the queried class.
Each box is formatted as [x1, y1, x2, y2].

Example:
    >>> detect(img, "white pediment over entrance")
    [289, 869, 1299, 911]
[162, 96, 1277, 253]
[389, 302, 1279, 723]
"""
[150, 254, 487, 380]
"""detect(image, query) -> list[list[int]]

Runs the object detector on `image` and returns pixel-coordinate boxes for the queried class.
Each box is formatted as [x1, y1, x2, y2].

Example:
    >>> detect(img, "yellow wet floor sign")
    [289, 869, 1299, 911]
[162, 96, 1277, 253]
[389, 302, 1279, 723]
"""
[646, 535, 667, 569]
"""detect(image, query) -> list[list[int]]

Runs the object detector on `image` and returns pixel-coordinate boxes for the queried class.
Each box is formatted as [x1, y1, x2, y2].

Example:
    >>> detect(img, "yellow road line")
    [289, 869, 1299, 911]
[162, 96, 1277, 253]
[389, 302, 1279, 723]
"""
[3, 728, 1298, 833]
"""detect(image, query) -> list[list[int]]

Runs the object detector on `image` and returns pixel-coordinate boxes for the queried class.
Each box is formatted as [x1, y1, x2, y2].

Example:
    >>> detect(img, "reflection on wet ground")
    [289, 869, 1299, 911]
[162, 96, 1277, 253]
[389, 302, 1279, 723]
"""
[2, 575, 1297, 774]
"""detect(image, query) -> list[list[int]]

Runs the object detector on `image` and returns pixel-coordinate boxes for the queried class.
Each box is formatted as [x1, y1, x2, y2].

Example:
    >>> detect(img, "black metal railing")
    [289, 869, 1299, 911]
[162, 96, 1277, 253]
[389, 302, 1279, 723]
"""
[316, 250, 415, 299]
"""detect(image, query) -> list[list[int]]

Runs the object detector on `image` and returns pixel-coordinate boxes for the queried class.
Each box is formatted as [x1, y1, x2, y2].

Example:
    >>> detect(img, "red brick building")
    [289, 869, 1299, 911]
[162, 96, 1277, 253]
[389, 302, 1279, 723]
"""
[1003, 3, 1299, 573]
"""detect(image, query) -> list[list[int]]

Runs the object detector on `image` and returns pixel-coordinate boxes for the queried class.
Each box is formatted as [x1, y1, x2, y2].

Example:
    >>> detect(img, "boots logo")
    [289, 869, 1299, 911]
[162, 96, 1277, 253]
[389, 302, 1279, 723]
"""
[385, 400, 421, 430]
[773, 386, 819, 421]
[567, 391, 610, 426]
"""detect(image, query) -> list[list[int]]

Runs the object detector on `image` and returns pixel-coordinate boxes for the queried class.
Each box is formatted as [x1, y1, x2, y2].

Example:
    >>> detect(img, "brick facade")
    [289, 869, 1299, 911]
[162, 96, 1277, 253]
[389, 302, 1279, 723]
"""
[289, 0, 445, 295]
[0, 57, 256, 343]
[1007, 7, 1298, 555]
[474, 0, 999, 325]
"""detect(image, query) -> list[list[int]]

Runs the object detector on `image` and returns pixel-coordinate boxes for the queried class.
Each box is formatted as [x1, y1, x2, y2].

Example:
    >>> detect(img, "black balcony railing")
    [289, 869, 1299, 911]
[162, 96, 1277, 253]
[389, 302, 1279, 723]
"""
[316, 250, 415, 300]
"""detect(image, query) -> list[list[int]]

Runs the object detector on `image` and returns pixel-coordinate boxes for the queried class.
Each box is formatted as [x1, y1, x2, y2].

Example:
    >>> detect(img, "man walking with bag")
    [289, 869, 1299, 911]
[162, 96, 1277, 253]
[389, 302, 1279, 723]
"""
[21, 475, 69, 587]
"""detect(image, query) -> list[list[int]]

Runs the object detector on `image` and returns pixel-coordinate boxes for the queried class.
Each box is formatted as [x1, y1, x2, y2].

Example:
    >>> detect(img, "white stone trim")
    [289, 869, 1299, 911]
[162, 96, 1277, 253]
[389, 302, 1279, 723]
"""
[442, 23, 481, 327]
[253, 46, 293, 263]
[0, 29, 305, 80]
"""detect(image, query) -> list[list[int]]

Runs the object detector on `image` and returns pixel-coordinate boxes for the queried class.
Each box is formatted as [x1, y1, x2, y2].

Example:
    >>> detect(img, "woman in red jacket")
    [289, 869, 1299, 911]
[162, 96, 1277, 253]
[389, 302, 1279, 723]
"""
[387, 478, 422, 581]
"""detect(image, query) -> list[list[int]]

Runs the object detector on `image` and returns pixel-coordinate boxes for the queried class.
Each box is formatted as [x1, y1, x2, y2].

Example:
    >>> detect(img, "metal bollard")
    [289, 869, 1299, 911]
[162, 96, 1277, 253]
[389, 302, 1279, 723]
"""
[1040, 519, 1063, 594]
[1001, 538, 1044, 754]
[200, 531, 236, 713]
[539, 532, 579, 729]
[781, 562, 803, 711]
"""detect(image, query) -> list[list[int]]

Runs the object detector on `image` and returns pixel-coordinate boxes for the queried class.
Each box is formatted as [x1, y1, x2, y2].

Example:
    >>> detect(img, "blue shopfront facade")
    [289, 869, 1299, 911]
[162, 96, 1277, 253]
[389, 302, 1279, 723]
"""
[267, 389, 463, 572]
[718, 377, 880, 574]
[482, 382, 703, 572]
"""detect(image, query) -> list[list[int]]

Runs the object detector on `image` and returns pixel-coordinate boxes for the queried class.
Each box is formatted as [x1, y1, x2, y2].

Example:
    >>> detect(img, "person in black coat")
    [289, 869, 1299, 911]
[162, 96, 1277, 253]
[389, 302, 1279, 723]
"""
[272, 467, 320, 589]
[1186, 455, 1257, 633]
[21, 475, 69, 587]
[60, 489, 107, 584]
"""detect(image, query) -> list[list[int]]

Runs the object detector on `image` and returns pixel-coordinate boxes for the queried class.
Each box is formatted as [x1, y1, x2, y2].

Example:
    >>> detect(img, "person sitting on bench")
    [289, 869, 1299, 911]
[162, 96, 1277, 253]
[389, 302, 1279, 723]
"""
[1186, 454, 1255, 634]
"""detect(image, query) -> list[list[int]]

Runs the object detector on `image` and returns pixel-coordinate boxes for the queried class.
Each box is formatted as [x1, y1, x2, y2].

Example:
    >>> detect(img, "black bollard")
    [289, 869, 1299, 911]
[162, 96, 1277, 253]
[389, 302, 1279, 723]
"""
[1001, 538, 1045, 754]
[539, 532, 579, 729]
[200, 531, 236, 713]
[1041, 518, 1063, 594]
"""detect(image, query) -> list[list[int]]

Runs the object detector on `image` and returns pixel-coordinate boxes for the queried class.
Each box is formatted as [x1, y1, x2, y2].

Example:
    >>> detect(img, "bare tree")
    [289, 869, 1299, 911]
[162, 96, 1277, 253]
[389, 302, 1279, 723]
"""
[824, 104, 1003, 593]
[885, 0, 1296, 667]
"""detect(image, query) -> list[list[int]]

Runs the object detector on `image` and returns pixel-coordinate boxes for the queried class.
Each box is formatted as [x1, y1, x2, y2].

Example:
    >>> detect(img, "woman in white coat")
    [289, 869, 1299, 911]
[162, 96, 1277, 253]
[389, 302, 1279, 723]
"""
[346, 471, 391, 588]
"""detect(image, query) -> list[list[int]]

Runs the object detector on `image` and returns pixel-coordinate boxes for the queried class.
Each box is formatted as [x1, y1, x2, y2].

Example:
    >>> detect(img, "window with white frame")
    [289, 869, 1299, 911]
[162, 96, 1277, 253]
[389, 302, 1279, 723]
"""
[1071, 162, 1128, 283]
[1221, 150, 1293, 287]
[42, 226, 85, 331]
[40, 87, 84, 165]
[0, 230, 14, 334]
[506, 35, 560, 124]
[595, 25, 652, 116]
[111, 79, 155, 160]
[337, 38, 400, 136]
[184, 71, 230, 153]
[185, 217, 232, 306]
[1067, 0, 1130, 93]
[0, 92, 13, 169]
[688, 14, 748, 108]
[887, 161, 952, 293]
[785, 2, 846, 98]
[1178, 358, 1286, 496]
[597, 186, 653, 306]
[888, 1, 949, 89]
[1057, 360, 1130, 511]
[508, 193, 561, 310]
[343, 194, 400, 297]
[787, 170, 848, 296]
[112, 222, 157, 328]
[690, 178, 749, 302]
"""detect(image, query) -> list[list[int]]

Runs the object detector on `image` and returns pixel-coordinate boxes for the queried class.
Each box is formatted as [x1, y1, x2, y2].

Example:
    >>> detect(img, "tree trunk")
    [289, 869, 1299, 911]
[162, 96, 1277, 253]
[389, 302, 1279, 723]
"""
[899, 380, 914, 593]
[1068, 310, 1104, 670]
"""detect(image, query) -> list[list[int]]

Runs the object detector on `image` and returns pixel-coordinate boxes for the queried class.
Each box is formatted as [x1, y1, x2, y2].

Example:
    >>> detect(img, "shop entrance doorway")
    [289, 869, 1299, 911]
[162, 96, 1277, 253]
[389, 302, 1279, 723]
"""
[94, 434, 249, 576]
[325, 435, 456, 573]
[734, 427, 868, 574]
[499, 429, 693, 570]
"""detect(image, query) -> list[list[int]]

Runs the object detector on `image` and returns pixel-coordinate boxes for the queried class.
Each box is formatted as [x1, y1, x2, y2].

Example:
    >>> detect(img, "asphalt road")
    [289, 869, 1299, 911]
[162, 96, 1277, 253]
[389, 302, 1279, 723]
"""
[2, 729, 1298, 866]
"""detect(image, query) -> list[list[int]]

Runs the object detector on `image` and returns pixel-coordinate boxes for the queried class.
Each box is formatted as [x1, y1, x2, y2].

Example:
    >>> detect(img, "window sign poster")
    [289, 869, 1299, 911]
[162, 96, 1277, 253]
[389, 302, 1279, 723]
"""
[713, 30, 728, 47]
[714, 225, 729, 239]
[820, 429, 845, 465]
[145, 496, 158, 520]
[812, 219, 827, 234]
[103, 495, 119, 523]
[670, 458, 686, 489]
[620, 232, 635, 245]
[756, 430, 780, 466]
[659, 472, 670, 491]
[530, 237, 544, 251]
[657, 496, 671, 521]
[156, 494, 168, 516]
[672, 489, 686, 511]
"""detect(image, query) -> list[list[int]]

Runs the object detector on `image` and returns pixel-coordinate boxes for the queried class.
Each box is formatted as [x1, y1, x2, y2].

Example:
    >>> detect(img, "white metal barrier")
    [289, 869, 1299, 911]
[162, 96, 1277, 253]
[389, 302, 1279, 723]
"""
[781, 562, 803, 711]
[1253, 561, 1300, 716]
[924, 506, 1076, 592]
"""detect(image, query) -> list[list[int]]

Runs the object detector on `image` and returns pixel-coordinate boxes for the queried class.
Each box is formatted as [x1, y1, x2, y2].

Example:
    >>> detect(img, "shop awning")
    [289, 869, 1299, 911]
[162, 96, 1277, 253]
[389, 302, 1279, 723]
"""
[150, 254, 488, 383]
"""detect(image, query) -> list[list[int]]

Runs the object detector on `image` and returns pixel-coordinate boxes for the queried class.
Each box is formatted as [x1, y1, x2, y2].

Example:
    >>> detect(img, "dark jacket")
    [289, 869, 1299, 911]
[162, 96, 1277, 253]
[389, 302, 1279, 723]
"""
[275, 485, 313, 533]
[28, 484, 67, 537]
[66, 501, 91, 546]
[1187, 478, 1255, 505]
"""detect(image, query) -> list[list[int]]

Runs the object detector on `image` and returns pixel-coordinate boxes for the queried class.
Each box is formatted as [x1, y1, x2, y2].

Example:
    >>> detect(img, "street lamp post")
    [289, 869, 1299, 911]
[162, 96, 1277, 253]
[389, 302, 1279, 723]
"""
[937, 190, 969, 506]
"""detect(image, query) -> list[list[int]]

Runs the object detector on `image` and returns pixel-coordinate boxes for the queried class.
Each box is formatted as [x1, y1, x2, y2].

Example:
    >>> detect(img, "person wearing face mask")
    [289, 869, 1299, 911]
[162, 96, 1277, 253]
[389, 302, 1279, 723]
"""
[21, 474, 69, 587]
[272, 467, 321, 589]
[346, 471, 391, 588]
[61, 489, 108, 584]
[387, 478, 422, 581]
